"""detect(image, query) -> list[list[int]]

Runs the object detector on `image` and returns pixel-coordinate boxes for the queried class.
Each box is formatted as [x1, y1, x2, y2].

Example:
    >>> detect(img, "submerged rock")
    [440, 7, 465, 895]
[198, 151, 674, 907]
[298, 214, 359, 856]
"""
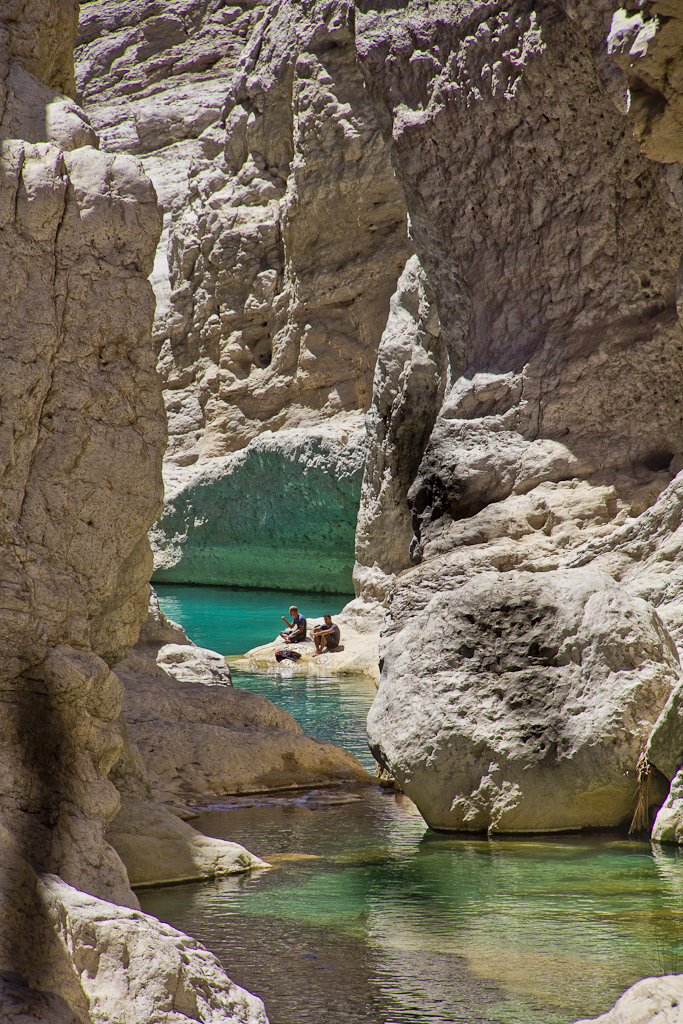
[106, 796, 269, 888]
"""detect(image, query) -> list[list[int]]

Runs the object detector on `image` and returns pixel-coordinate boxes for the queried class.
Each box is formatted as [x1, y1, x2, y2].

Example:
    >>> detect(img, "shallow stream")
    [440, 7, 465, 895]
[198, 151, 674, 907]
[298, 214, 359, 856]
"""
[146, 585, 683, 1024]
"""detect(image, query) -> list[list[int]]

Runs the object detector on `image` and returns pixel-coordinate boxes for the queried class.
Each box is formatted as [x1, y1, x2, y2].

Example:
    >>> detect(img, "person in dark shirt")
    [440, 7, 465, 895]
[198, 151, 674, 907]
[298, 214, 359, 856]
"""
[280, 605, 307, 643]
[312, 614, 341, 654]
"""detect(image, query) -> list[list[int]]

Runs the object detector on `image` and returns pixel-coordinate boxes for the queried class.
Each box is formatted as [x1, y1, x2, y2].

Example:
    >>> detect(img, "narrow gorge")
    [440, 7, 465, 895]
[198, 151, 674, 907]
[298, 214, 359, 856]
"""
[5, 1, 683, 1023]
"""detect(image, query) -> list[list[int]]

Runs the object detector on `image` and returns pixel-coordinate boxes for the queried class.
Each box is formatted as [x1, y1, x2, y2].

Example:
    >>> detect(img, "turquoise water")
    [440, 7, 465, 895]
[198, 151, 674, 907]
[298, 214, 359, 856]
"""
[155, 583, 351, 657]
[231, 671, 377, 772]
[142, 586, 683, 1024]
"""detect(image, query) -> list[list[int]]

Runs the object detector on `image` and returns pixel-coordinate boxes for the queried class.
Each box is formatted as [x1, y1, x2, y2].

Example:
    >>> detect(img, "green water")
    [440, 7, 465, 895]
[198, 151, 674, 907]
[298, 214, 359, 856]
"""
[155, 583, 351, 657]
[144, 586, 683, 1024]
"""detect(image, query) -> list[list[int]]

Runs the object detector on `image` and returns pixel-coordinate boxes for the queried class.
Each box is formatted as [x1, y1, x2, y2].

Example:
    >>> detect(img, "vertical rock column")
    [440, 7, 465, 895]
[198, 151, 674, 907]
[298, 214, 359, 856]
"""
[0, 0, 164, 933]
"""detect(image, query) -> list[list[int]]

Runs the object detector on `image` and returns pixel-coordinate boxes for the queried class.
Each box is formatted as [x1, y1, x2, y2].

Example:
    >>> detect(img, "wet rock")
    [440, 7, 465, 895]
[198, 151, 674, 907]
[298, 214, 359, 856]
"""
[106, 795, 268, 887]
[651, 766, 683, 845]
[573, 974, 683, 1024]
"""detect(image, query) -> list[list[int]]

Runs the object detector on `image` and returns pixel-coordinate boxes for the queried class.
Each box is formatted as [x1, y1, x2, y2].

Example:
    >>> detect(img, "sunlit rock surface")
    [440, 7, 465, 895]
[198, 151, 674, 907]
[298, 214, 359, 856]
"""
[76, 0, 409, 589]
[369, 567, 675, 831]
[573, 974, 683, 1024]
[0, 0, 164, 917]
[353, 0, 683, 836]
[0, 6, 269, 1020]
[113, 592, 372, 807]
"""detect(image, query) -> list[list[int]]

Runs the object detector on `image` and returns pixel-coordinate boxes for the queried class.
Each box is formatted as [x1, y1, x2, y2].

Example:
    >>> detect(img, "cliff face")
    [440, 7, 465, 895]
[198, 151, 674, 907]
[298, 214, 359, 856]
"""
[1, 0, 164, 911]
[353, 1, 683, 833]
[75, 0, 409, 590]
[1, 7, 272, 1021]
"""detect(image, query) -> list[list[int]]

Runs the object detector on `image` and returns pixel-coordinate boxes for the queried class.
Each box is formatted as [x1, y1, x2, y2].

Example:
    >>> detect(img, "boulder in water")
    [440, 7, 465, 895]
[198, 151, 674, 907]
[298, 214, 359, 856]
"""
[368, 567, 677, 832]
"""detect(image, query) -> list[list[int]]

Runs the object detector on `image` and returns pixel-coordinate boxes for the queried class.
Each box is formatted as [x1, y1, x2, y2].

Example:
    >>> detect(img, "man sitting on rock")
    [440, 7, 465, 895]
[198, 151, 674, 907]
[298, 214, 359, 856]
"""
[312, 614, 341, 655]
[280, 605, 307, 643]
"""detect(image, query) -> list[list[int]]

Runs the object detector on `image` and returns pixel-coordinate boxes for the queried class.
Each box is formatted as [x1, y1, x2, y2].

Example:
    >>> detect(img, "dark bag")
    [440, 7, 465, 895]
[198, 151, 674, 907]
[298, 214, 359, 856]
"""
[275, 649, 302, 663]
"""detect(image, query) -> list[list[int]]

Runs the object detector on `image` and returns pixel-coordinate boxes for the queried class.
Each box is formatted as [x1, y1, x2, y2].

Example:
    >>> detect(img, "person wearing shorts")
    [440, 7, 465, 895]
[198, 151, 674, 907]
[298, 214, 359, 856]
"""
[313, 614, 340, 654]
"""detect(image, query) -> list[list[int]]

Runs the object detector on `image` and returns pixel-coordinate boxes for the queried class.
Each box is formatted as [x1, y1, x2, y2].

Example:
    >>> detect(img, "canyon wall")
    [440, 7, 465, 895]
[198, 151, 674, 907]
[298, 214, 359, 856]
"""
[75, 0, 409, 591]
[355, 0, 683, 835]
[0, 4, 268, 1020]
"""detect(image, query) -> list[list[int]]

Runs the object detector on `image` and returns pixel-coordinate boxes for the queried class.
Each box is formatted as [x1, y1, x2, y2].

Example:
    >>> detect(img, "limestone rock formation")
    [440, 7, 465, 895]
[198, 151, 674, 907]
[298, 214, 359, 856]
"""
[0, 0, 165, 917]
[350, 0, 683, 835]
[112, 594, 372, 806]
[0, 843, 268, 1024]
[573, 974, 683, 1024]
[152, 423, 365, 590]
[121, 667, 372, 802]
[354, 254, 446, 604]
[0, 7, 271, 1021]
[369, 567, 675, 831]
[75, 0, 409, 589]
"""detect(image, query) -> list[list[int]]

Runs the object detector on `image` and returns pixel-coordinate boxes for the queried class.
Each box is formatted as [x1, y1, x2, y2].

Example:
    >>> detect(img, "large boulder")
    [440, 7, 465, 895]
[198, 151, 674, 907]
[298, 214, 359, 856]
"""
[369, 567, 677, 832]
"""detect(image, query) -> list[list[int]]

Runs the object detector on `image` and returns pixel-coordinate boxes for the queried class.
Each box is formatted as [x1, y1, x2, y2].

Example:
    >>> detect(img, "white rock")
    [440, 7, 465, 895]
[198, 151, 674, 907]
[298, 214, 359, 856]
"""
[369, 568, 677, 832]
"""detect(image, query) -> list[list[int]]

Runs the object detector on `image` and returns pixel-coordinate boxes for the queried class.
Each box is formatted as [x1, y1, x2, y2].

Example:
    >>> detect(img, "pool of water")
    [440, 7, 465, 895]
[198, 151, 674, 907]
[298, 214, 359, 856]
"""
[231, 671, 377, 773]
[141, 794, 683, 1024]
[155, 583, 351, 657]
[143, 585, 683, 1024]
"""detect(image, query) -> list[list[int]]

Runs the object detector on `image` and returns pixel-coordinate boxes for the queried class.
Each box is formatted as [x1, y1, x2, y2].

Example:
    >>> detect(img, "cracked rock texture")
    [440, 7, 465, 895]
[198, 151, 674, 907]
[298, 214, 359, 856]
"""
[354, 0, 683, 836]
[0, 837, 268, 1024]
[0, 7, 270, 1022]
[0, 0, 164, 917]
[75, 0, 408, 589]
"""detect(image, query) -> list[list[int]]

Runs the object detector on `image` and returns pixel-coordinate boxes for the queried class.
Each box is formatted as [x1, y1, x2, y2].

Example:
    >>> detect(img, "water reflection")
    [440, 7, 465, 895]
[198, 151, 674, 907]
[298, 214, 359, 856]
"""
[140, 790, 683, 1024]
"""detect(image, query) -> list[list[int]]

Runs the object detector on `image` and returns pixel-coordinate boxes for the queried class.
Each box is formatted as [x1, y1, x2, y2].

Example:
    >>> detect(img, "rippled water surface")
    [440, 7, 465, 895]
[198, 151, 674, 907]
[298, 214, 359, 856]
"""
[144, 585, 683, 1024]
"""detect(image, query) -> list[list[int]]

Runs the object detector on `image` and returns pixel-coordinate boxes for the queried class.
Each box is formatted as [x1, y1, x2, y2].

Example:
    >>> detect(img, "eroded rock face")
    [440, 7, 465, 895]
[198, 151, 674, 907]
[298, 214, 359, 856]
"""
[0, 9, 269, 1022]
[0, 2, 165, 915]
[352, 0, 683, 834]
[112, 593, 372, 807]
[354, 254, 446, 604]
[75, 0, 409, 588]
[2, 855, 269, 1024]
[369, 567, 675, 831]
